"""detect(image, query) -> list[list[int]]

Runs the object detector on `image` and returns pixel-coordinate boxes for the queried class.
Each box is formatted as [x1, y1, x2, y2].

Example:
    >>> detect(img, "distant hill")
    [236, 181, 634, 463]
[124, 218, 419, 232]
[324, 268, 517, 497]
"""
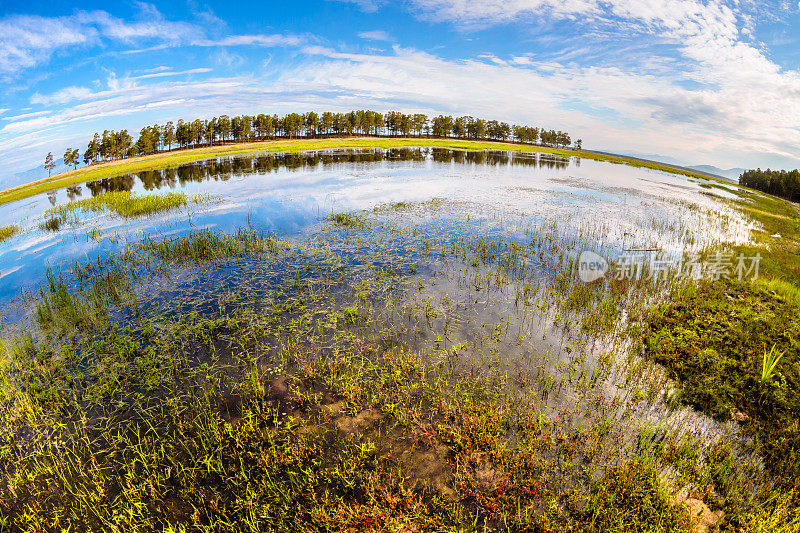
[604, 150, 746, 182]
[687, 165, 746, 182]
[619, 152, 689, 167]
[0, 159, 69, 191]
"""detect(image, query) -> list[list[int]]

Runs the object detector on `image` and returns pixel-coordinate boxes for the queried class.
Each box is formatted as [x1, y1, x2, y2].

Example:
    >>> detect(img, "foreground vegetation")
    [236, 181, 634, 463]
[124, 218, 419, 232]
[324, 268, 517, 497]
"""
[1, 138, 719, 206]
[2, 145, 799, 530]
[1, 190, 798, 530]
[643, 187, 800, 512]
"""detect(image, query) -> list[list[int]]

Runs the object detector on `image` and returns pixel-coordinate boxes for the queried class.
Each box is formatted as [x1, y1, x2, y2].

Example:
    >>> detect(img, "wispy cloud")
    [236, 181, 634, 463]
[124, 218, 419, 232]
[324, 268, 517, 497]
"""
[329, 0, 800, 166]
[293, 44, 800, 166]
[191, 34, 304, 47]
[0, 8, 304, 76]
[331, 0, 387, 13]
[30, 86, 94, 106]
[0, 8, 195, 75]
[358, 30, 393, 41]
[132, 68, 213, 79]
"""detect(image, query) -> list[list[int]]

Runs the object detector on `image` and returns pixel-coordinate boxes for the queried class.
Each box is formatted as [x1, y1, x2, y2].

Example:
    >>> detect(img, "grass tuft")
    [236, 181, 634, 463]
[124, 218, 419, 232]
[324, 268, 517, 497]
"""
[761, 344, 786, 383]
[328, 212, 364, 228]
[0, 224, 18, 243]
[46, 190, 187, 221]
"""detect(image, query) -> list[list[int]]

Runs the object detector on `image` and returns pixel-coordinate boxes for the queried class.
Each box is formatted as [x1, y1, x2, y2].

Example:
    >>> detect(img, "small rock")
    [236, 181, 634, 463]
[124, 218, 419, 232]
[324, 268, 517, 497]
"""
[675, 484, 724, 533]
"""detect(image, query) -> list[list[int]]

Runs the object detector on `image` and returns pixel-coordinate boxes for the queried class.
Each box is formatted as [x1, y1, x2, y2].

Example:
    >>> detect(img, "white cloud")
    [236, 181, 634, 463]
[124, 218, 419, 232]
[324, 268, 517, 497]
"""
[192, 34, 304, 47]
[0, 15, 97, 73]
[358, 30, 393, 41]
[0, 8, 303, 75]
[139, 66, 174, 74]
[106, 72, 137, 92]
[30, 86, 94, 106]
[1, 110, 51, 121]
[212, 50, 246, 68]
[330, 0, 799, 166]
[0, 9, 193, 75]
[2, 0, 799, 174]
[132, 68, 213, 79]
[332, 0, 387, 13]
[290, 45, 800, 167]
[74, 9, 196, 43]
[405, 0, 598, 23]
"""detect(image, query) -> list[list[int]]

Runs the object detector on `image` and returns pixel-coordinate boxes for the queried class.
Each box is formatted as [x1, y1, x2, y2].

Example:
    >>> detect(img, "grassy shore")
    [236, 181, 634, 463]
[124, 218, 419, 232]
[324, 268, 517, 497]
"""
[0, 137, 722, 206]
[644, 187, 800, 496]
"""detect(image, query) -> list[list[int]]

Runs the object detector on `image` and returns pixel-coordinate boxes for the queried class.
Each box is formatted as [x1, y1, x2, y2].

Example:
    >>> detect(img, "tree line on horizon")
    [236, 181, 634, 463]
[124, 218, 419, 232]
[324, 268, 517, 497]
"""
[45, 110, 580, 173]
[739, 168, 800, 202]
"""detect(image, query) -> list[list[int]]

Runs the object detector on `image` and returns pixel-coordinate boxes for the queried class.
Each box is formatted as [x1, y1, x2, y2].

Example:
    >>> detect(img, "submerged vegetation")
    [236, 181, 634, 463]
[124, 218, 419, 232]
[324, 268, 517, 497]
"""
[0, 221, 716, 531]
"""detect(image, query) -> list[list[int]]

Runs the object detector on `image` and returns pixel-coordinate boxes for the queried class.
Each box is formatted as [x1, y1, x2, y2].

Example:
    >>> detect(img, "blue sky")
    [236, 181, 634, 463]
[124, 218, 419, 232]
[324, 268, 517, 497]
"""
[1, 0, 799, 179]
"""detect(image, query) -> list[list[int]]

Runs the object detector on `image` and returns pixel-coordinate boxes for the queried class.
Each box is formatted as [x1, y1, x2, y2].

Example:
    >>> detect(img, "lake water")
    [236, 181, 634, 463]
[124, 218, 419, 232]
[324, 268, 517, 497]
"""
[0, 148, 751, 302]
[0, 147, 771, 506]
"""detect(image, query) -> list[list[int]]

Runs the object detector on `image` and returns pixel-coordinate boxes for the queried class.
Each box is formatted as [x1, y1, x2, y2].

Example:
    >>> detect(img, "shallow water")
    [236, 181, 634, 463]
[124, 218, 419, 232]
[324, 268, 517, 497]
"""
[0, 147, 772, 509]
[0, 148, 753, 303]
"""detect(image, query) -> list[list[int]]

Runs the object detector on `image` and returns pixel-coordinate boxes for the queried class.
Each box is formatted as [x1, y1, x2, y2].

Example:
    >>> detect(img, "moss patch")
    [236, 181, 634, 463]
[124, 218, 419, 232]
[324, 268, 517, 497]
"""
[645, 279, 800, 480]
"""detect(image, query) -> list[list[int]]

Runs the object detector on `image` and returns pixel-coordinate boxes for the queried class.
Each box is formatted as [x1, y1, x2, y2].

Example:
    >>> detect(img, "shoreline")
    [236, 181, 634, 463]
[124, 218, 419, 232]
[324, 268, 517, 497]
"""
[0, 136, 728, 206]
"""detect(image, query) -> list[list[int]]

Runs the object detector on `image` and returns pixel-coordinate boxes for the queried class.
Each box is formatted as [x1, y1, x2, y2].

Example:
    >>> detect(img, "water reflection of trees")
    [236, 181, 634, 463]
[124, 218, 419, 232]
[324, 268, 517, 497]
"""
[82, 148, 575, 196]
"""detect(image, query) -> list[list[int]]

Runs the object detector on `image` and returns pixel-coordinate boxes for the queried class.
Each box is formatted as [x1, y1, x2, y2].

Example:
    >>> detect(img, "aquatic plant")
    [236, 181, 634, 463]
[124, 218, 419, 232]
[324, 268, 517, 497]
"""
[46, 190, 188, 221]
[761, 344, 785, 383]
[136, 228, 278, 264]
[328, 212, 364, 228]
[1, 148, 799, 530]
[0, 224, 18, 242]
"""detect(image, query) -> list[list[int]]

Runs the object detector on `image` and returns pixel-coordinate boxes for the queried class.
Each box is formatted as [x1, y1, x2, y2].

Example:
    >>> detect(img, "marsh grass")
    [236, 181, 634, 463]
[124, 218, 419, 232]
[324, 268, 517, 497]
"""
[41, 190, 188, 231]
[0, 254, 704, 531]
[0, 188, 797, 531]
[645, 279, 800, 479]
[0, 225, 17, 243]
[52, 189, 187, 216]
[642, 187, 800, 489]
[754, 277, 800, 307]
[328, 212, 365, 228]
[761, 344, 785, 382]
[135, 228, 281, 264]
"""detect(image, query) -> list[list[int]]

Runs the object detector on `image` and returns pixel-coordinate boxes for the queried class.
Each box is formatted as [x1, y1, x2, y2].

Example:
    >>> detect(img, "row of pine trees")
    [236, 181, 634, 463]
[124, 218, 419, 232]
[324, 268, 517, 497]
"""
[739, 168, 800, 202]
[53, 110, 578, 169]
